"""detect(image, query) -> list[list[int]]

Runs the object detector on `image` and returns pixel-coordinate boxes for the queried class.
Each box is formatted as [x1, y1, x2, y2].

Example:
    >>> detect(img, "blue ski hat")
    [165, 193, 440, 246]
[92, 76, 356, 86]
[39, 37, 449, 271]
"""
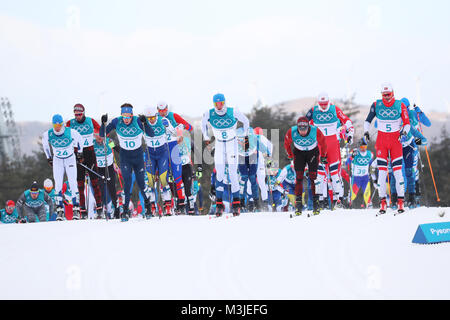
[213, 93, 225, 103]
[52, 114, 64, 125]
[401, 97, 410, 107]
[120, 103, 133, 115]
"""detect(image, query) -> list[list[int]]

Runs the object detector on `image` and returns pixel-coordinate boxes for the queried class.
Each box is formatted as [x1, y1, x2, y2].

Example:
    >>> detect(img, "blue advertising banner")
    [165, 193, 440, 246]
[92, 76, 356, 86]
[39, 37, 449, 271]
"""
[412, 222, 450, 244]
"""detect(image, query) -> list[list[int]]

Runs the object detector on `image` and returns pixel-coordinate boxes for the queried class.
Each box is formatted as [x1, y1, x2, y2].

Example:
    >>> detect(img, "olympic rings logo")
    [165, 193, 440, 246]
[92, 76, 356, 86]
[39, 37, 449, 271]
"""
[357, 158, 371, 165]
[74, 124, 92, 134]
[315, 113, 334, 122]
[295, 138, 315, 146]
[119, 127, 139, 136]
[153, 127, 165, 135]
[379, 109, 399, 118]
[27, 200, 43, 207]
[212, 118, 234, 128]
[51, 138, 71, 147]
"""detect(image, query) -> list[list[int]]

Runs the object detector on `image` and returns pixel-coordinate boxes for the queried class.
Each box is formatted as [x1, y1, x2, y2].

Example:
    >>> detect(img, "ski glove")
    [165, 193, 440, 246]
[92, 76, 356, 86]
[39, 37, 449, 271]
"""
[266, 159, 273, 168]
[47, 158, 53, 167]
[138, 114, 147, 123]
[101, 114, 108, 124]
[415, 137, 427, 146]
[76, 153, 84, 163]
[244, 136, 250, 151]
[347, 135, 353, 145]
[161, 118, 170, 127]
[320, 156, 328, 164]
[364, 132, 370, 142]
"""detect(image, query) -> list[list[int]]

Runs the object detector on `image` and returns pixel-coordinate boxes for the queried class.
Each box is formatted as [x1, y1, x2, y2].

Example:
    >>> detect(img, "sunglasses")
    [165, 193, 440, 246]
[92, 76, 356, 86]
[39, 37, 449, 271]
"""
[214, 101, 225, 107]
[6, 205, 15, 211]
[30, 191, 39, 196]
[147, 116, 157, 121]
[122, 113, 133, 120]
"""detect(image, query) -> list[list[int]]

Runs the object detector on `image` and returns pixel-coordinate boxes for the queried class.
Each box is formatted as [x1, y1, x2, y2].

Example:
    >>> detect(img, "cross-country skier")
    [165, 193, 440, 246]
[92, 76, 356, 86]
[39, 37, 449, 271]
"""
[399, 98, 428, 208]
[201, 93, 250, 217]
[349, 138, 374, 208]
[93, 129, 120, 219]
[284, 116, 328, 216]
[142, 106, 178, 217]
[99, 103, 155, 221]
[178, 131, 202, 215]
[364, 83, 410, 214]
[16, 181, 54, 223]
[43, 178, 56, 220]
[237, 127, 261, 212]
[1, 200, 18, 224]
[66, 104, 104, 218]
[156, 101, 193, 211]
[274, 161, 297, 211]
[253, 127, 274, 212]
[410, 103, 431, 205]
[306, 92, 354, 208]
[42, 114, 85, 220]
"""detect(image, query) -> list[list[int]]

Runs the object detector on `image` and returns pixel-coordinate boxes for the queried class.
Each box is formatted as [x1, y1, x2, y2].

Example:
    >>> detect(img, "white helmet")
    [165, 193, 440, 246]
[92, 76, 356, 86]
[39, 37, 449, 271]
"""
[157, 101, 168, 111]
[144, 106, 158, 118]
[43, 178, 53, 190]
[381, 83, 394, 94]
[317, 92, 330, 110]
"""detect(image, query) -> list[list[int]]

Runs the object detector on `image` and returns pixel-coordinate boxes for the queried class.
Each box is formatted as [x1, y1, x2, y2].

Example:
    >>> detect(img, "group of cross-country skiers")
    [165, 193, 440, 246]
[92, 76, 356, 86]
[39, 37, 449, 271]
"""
[1, 82, 431, 223]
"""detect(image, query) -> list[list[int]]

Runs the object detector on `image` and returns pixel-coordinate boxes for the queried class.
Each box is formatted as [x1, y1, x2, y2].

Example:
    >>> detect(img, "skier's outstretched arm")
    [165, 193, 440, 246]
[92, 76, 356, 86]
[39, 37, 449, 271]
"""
[201, 112, 211, 141]
[233, 109, 249, 133]
[41, 131, 52, 159]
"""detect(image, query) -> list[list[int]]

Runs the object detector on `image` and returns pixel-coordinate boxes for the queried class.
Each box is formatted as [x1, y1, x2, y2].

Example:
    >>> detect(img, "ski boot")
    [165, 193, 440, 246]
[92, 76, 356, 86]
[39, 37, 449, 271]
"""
[121, 207, 129, 222]
[95, 206, 105, 219]
[312, 196, 320, 216]
[72, 206, 81, 220]
[187, 197, 195, 215]
[406, 193, 416, 209]
[397, 198, 405, 214]
[144, 201, 153, 219]
[113, 207, 121, 219]
[334, 197, 344, 209]
[80, 207, 88, 219]
[232, 198, 241, 217]
[177, 198, 185, 215]
[215, 199, 224, 217]
[164, 200, 172, 216]
[239, 198, 246, 213]
[56, 207, 65, 221]
[391, 193, 398, 210]
[248, 200, 255, 213]
[295, 199, 302, 216]
[378, 198, 387, 215]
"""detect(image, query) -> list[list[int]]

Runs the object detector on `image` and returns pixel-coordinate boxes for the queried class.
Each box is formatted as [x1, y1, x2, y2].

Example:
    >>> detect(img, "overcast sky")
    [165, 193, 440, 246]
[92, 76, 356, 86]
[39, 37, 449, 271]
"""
[1, 0, 449, 123]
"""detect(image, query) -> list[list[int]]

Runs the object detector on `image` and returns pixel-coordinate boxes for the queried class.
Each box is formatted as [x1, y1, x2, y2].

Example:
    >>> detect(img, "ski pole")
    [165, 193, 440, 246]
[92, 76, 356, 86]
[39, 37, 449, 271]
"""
[102, 135, 110, 220]
[416, 113, 440, 202]
[78, 162, 108, 181]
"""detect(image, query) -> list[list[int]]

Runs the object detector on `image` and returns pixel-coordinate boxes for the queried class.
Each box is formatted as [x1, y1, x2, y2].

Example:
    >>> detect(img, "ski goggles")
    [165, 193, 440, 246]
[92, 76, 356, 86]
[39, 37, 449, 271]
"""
[359, 145, 368, 151]
[30, 190, 40, 196]
[53, 122, 63, 130]
[147, 115, 158, 122]
[214, 101, 225, 108]
[297, 122, 309, 131]
[121, 113, 133, 120]
[74, 112, 84, 117]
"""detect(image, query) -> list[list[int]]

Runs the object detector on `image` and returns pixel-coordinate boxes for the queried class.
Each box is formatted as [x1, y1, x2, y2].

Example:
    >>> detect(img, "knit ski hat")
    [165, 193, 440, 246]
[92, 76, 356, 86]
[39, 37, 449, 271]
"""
[73, 104, 85, 113]
[6, 200, 15, 207]
[30, 181, 39, 192]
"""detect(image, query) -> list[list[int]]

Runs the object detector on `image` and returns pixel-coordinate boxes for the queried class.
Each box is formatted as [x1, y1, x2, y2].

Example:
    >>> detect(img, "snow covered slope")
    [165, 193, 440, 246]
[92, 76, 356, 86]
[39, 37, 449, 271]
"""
[1, 207, 449, 300]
